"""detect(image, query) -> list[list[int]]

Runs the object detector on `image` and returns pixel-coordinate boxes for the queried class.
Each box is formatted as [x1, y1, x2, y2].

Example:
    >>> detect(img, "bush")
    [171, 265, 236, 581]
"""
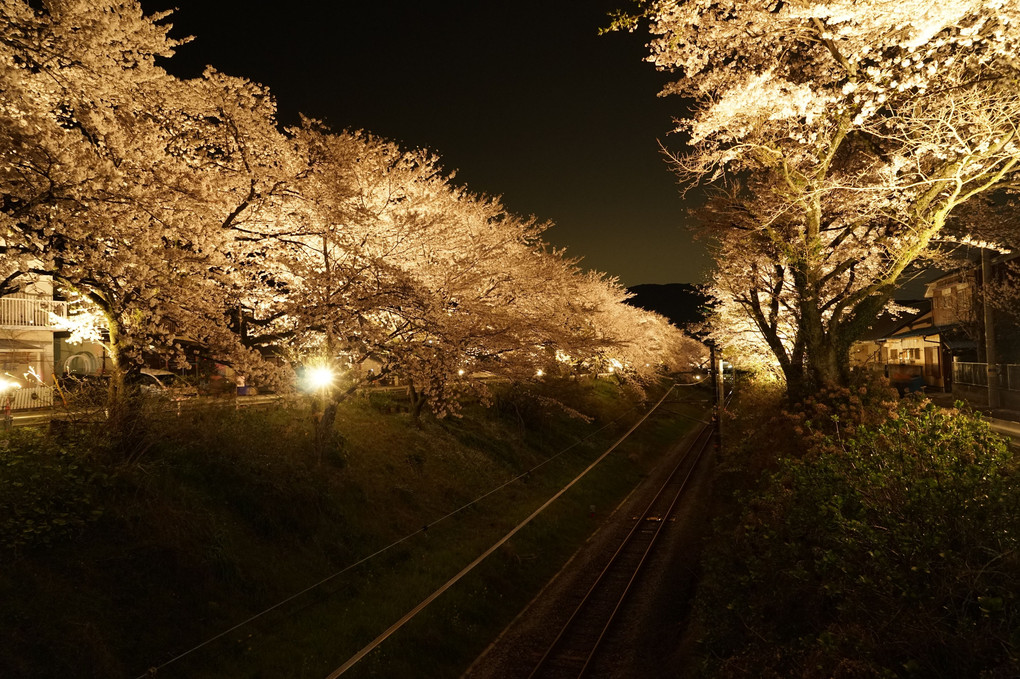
[695, 399, 1020, 678]
[0, 430, 105, 552]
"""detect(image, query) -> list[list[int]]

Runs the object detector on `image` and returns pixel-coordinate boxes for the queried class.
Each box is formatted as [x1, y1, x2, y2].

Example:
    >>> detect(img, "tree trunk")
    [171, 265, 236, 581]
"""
[312, 381, 363, 465]
[796, 282, 842, 390]
[314, 398, 340, 464]
[782, 360, 808, 400]
[794, 257, 855, 391]
[104, 317, 127, 413]
[769, 332, 808, 397]
[807, 338, 846, 389]
[101, 316, 148, 462]
[408, 383, 427, 427]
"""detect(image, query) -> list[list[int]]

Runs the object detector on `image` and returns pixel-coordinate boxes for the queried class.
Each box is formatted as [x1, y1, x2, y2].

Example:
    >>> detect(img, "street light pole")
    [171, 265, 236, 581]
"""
[716, 356, 725, 446]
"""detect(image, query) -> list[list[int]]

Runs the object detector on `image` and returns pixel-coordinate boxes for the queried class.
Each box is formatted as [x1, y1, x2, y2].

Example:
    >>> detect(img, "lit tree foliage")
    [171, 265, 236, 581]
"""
[711, 239, 802, 383]
[618, 0, 1020, 392]
[0, 0, 290, 407]
[1, 0, 701, 436]
[2, 0, 202, 404]
[275, 125, 702, 424]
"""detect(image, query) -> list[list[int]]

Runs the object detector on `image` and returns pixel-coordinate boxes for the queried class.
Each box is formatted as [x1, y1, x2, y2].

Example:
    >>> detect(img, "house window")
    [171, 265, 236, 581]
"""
[889, 348, 898, 360]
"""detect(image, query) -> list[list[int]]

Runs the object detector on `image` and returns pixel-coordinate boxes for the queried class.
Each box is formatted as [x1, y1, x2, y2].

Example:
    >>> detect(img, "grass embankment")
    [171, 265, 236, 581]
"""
[0, 378, 709, 679]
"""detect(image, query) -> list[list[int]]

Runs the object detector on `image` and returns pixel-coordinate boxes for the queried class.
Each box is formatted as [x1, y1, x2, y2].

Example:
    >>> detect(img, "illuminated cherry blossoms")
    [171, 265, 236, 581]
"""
[617, 0, 1020, 392]
[0, 0, 702, 417]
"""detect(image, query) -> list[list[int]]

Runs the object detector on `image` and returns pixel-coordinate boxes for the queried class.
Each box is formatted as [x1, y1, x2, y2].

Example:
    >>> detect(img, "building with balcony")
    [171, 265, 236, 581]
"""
[0, 280, 69, 409]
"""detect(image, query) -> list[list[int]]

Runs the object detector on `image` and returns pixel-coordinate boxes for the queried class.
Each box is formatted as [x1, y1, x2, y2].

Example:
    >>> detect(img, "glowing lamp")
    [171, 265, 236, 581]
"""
[307, 366, 334, 390]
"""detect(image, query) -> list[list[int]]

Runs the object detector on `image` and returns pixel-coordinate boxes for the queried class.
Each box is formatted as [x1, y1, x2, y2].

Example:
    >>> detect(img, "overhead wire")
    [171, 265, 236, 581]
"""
[137, 387, 666, 678]
[324, 383, 677, 677]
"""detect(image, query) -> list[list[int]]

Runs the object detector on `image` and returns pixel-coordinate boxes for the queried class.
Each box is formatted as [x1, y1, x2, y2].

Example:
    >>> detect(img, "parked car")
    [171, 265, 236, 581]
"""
[137, 368, 199, 401]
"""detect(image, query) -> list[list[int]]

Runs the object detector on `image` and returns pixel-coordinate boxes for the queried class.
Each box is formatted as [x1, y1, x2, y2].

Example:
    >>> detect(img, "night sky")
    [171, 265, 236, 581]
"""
[142, 0, 710, 287]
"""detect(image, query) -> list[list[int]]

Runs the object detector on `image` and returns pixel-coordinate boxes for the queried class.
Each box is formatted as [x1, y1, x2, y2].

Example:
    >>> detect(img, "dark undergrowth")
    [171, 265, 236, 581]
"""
[686, 375, 1020, 678]
[0, 377, 709, 679]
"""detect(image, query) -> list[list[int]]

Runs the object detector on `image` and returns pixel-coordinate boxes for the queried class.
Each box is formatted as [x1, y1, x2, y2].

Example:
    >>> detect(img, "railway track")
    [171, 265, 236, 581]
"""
[525, 421, 715, 679]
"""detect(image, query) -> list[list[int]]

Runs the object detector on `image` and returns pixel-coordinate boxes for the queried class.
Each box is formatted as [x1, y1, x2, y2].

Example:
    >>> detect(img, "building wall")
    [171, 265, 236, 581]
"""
[883, 335, 944, 390]
[851, 334, 946, 390]
[0, 284, 62, 407]
[0, 328, 55, 385]
[927, 271, 978, 327]
[851, 339, 883, 368]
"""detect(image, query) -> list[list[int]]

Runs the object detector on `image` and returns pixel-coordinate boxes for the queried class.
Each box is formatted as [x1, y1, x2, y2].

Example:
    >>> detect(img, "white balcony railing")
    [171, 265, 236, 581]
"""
[0, 296, 68, 329]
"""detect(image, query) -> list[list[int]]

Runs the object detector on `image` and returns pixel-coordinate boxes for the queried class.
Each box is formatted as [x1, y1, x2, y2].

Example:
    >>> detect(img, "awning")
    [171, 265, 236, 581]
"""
[942, 338, 977, 352]
[884, 324, 955, 340]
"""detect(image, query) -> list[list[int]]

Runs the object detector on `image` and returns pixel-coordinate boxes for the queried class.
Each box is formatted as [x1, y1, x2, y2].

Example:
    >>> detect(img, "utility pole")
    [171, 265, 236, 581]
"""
[710, 345, 724, 446]
[982, 248, 1001, 409]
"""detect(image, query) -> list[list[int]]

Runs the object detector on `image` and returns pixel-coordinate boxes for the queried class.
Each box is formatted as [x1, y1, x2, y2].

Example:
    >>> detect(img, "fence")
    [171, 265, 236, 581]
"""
[0, 296, 68, 328]
[953, 361, 1020, 391]
[4, 385, 53, 410]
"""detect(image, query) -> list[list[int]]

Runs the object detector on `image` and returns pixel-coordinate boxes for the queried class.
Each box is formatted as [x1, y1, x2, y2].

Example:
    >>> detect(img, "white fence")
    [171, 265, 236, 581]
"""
[0, 296, 68, 328]
[5, 385, 53, 410]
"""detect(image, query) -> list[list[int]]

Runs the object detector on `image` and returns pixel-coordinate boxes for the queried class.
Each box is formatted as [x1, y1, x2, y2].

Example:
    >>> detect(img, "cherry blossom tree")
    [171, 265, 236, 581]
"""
[523, 258, 703, 382]
[268, 122, 701, 427]
[617, 0, 1020, 392]
[271, 126, 469, 430]
[0, 0, 295, 414]
[276, 125, 605, 425]
[709, 225, 803, 385]
[1, 0, 705, 444]
[2, 0, 199, 405]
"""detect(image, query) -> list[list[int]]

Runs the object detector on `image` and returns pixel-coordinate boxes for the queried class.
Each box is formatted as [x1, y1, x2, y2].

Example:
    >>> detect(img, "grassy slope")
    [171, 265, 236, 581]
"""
[0, 378, 710, 679]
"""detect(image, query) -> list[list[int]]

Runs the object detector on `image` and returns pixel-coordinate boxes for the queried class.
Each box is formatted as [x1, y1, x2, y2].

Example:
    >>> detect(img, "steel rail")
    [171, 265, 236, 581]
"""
[322, 385, 679, 679]
[527, 421, 715, 679]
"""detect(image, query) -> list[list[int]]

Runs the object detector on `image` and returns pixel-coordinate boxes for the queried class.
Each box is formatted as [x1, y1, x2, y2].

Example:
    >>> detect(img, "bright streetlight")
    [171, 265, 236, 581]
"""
[306, 366, 334, 390]
[0, 379, 20, 426]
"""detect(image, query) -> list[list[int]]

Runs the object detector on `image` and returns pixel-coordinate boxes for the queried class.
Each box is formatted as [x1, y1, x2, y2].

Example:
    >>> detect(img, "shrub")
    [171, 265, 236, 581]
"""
[0, 430, 105, 552]
[695, 399, 1020, 678]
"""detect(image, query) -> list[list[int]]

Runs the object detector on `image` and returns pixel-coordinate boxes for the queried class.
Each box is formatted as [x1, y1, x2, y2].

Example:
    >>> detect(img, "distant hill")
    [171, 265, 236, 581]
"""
[625, 283, 713, 331]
